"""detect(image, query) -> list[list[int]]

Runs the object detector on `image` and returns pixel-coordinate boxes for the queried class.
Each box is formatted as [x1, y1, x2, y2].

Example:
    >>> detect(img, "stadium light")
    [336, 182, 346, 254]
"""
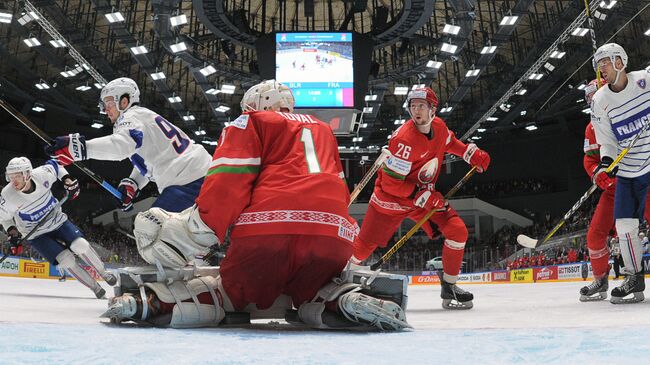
[426, 60, 442, 69]
[0, 11, 12, 24]
[441, 42, 457, 54]
[481, 46, 496, 54]
[465, 69, 480, 77]
[442, 24, 461, 35]
[220, 84, 236, 94]
[168, 95, 182, 103]
[23, 37, 41, 47]
[528, 73, 544, 80]
[571, 28, 589, 37]
[550, 50, 566, 59]
[170, 14, 188, 27]
[215, 105, 230, 113]
[200, 65, 217, 76]
[599, 0, 617, 9]
[170, 41, 187, 53]
[49, 39, 66, 48]
[525, 124, 538, 131]
[393, 86, 408, 95]
[32, 103, 45, 112]
[500, 16, 518, 26]
[75, 85, 91, 91]
[35, 81, 50, 90]
[105, 11, 125, 23]
[130, 45, 148, 55]
[150, 72, 166, 80]
[517, 89, 527, 96]
[91, 122, 104, 129]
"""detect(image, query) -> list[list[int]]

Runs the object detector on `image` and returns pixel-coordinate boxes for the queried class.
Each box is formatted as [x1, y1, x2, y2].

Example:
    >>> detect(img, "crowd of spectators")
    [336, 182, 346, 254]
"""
[456, 178, 554, 198]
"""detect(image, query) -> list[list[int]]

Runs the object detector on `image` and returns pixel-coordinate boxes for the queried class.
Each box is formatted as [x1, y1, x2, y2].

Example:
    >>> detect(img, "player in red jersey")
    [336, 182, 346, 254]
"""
[580, 78, 650, 301]
[351, 86, 490, 309]
[103, 80, 409, 331]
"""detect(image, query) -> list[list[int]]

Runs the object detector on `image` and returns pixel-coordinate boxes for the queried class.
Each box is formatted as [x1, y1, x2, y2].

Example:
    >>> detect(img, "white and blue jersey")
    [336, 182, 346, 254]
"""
[592, 70, 650, 178]
[85, 105, 212, 193]
[0, 161, 68, 237]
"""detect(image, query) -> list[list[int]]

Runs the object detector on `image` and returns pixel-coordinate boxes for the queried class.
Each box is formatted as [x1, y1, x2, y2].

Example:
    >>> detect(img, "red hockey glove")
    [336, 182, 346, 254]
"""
[592, 157, 617, 190]
[117, 178, 139, 212]
[463, 143, 490, 173]
[413, 189, 447, 211]
[45, 134, 87, 166]
[7, 226, 23, 256]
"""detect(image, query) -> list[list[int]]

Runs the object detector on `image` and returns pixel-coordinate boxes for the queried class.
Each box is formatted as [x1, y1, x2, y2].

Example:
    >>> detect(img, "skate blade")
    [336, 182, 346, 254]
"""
[579, 292, 607, 302]
[442, 299, 473, 310]
[610, 292, 645, 304]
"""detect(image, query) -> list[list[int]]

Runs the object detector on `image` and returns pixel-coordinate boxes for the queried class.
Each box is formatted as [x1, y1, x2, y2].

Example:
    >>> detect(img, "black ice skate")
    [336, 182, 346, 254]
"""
[440, 280, 474, 310]
[579, 276, 608, 302]
[103, 272, 118, 286]
[610, 271, 645, 304]
[94, 286, 106, 299]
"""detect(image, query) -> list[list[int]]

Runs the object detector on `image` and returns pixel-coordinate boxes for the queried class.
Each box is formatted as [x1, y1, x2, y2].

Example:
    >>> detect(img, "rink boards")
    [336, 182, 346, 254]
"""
[3, 254, 646, 286]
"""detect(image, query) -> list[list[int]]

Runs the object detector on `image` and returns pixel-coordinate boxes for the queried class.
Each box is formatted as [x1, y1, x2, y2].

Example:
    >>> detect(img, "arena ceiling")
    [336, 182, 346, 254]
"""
[0, 0, 648, 149]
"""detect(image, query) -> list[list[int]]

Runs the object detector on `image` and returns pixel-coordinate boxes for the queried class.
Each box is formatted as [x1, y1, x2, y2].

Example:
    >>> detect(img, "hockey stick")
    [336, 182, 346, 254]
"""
[583, 0, 603, 88]
[0, 98, 122, 200]
[517, 121, 650, 249]
[348, 148, 391, 206]
[0, 193, 69, 264]
[370, 166, 478, 270]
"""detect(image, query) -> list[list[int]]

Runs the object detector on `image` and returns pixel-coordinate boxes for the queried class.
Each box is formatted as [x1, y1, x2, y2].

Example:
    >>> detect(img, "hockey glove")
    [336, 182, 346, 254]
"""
[45, 133, 87, 166]
[62, 175, 80, 200]
[117, 178, 139, 212]
[7, 226, 23, 256]
[592, 156, 617, 190]
[463, 143, 490, 173]
[413, 189, 447, 211]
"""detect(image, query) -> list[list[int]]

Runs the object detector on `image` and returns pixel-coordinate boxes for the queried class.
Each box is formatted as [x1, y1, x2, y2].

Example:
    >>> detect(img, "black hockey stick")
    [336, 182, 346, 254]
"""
[0, 193, 69, 264]
[517, 120, 650, 249]
[0, 98, 122, 200]
[369, 166, 478, 270]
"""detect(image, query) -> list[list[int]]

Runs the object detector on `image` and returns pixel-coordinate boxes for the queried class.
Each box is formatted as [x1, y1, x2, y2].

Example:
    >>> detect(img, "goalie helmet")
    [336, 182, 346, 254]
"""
[240, 80, 295, 113]
[592, 43, 628, 72]
[5, 157, 32, 183]
[584, 78, 607, 105]
[406, 87, 438, 109]
[99, 77, 141, 113]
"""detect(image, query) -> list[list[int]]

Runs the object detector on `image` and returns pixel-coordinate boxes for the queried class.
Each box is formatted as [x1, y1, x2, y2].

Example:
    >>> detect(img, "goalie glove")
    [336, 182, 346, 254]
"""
[117, 178, 139, 212]
[45, 134, 87, 166]
[413, 189, 447, 211]
[463, 143, 490, 173]
[592, 156, 617, 190]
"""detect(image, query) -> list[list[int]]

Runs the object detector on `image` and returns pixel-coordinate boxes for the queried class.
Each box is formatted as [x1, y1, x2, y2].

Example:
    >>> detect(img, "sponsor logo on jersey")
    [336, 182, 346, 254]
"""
[417, 158, 439, 184]
[231, 115, 249, 129]
[385, 155, 412, 176]
[44, 181, 49, 188]
[639, 79, 646, 89]
[338, 225, 355, 242]
[614, 114, 650, 139]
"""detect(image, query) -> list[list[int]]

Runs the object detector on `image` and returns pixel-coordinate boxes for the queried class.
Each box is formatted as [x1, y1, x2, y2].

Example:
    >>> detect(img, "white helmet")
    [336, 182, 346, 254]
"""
[593, 43, 628, 86]
[240, 80, 294, 113]
[99, 77, 141, 113]
[5, 157, 32, 182]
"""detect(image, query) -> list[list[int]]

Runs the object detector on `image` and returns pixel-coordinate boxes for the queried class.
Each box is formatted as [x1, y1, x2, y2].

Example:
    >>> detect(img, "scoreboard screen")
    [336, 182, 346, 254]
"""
[275, 32, 354, 108]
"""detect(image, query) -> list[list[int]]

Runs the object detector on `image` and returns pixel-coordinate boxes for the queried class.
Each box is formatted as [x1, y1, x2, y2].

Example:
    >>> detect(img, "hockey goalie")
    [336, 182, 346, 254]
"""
[102, 80, 410, 331]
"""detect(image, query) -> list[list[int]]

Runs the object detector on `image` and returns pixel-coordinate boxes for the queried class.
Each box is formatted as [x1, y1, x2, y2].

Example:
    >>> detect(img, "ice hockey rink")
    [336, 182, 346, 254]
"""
[1, 276, 649, 365]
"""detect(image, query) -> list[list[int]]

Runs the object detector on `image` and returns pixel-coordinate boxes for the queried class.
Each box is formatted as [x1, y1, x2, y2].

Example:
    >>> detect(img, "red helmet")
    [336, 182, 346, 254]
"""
[407, 87, 438, 108]
[584, 78, 607, 105]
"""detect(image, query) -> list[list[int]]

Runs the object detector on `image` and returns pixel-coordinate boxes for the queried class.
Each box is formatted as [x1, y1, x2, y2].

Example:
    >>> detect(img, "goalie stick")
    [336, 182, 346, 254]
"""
[517, 119, 650, 249]
[370, 166, 478, 270]
[0, 193, 69, 265]
[0, 98, 122, 200]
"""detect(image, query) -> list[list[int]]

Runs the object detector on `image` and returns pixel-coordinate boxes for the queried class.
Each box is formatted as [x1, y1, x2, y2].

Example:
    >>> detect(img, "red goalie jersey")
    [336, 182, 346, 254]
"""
[196, 111, 357, 243]
[371, 117, 470, 214]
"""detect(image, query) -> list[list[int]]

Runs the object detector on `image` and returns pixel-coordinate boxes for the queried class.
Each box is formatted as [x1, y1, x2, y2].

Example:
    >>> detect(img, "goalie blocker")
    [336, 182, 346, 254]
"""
[102, 266, 410, 331]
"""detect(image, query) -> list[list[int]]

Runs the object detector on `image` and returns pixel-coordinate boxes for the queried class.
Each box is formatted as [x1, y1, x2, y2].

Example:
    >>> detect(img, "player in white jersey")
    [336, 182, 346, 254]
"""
[0, 157, 116, 298]
[590, 43, 650, 303]
[46, 78, 212, 212]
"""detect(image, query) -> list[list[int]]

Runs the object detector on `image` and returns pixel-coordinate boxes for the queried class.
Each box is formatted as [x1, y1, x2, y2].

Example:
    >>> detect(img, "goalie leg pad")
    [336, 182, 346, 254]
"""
[342, 268, 409, 309]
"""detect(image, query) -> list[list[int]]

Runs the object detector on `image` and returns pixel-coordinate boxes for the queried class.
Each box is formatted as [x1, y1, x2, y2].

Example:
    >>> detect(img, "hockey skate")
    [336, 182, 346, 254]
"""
[610, 271, 645, 304]
[440, 280, 473, 310]
[94, 286, 107, 299]
[338, 291, 411, 331]
[579, 276, 608, 302]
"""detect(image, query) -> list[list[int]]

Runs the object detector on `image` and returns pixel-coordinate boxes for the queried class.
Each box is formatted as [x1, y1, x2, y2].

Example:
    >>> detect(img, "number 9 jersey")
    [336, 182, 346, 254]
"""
[196, 110, 357, 244]
[85, 106, 212, 192]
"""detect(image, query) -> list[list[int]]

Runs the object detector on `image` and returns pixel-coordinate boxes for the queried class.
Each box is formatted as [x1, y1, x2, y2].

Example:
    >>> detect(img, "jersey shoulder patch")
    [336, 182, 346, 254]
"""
[385, 155, 412, 176]
[231, 114, 250, 130]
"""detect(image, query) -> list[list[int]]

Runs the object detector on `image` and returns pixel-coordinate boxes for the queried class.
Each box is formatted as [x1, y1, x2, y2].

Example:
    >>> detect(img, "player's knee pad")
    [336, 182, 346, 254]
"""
[55, 249, 76, 269]
[69, 237, 91, 255]
[133, 206, 217, 268]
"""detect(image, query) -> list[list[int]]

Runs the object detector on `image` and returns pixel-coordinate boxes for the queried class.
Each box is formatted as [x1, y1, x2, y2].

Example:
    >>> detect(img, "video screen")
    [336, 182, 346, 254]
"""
[275, 32, 354, 108]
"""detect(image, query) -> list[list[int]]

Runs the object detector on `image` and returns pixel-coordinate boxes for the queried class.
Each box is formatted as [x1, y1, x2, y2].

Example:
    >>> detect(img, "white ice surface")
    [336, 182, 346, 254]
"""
[0, 276, 647, 364]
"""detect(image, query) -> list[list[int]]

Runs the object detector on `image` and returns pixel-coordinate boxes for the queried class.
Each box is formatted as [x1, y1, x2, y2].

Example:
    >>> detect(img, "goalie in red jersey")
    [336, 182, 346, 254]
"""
[102, 80, 410, 331]
[352, 86, 490, 310]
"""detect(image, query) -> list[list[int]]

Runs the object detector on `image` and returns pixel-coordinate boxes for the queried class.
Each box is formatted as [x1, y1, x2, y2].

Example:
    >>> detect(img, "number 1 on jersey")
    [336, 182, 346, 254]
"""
[301, 128, 321, 173]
